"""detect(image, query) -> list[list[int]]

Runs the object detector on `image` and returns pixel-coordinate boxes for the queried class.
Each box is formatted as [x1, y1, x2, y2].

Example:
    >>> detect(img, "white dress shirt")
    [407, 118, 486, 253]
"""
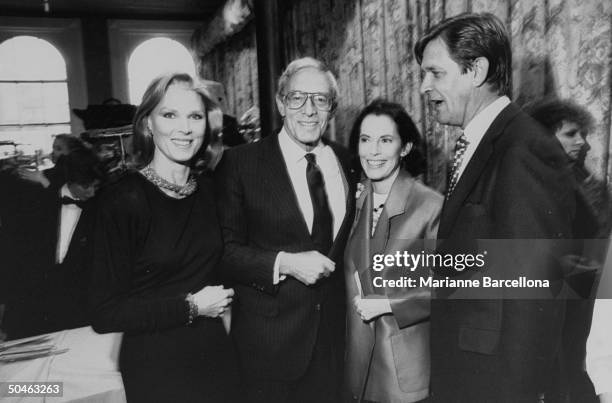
[586, 299, 612, 395]
[586, 240, 612, 396]
[456, 96, 511, 181]
[273, 128, 347, 282]
[57, 184, 82, 264]
[277, 127, 347, 236]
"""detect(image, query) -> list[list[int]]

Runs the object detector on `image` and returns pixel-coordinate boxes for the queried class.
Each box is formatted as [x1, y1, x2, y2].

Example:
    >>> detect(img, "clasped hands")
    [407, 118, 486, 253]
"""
[191, 285, 234, 318]
[279, 250, 335, 285]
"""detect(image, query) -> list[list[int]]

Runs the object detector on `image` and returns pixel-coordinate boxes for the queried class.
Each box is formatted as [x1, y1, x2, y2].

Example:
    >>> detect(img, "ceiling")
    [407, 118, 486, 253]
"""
[0, 0, 226, 20]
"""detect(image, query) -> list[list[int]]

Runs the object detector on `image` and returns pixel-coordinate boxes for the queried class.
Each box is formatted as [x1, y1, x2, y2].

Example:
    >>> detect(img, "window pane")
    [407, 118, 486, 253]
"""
[0, 83, 69, 125]
[128, 37, 196, 105]
[0, 124, 71, 156]
[0, 36, 67, 80]
[0, 83, 19, 124]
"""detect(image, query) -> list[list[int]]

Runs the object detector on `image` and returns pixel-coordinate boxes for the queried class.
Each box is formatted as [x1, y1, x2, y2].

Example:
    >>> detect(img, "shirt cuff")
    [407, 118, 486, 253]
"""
[273, 252, 287, 284]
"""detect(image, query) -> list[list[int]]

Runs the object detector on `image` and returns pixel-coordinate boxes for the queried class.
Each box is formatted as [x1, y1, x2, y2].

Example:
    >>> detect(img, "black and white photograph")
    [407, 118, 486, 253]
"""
[1, 0, 611, 402]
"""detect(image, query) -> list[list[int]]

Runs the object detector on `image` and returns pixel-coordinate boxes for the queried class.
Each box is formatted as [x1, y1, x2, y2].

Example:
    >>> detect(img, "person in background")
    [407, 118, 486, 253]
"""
[17, 134, 88, 190]
[215, 57, 355, 403]
[238, 106, 262, 143]
[89, 72, 241, 402]
[527, 98, 604, 403]
[344, 99, 442, 403]
[526, 98, 605, 236]
[2, 147, 104, 339]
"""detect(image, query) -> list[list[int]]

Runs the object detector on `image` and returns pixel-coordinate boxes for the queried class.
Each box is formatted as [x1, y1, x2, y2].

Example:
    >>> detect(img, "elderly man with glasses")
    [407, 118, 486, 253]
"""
[215, 57, 355, 403]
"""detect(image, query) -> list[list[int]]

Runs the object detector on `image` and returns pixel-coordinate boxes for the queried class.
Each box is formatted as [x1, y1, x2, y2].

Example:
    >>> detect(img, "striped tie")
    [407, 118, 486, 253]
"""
[446, 134, 469, 199]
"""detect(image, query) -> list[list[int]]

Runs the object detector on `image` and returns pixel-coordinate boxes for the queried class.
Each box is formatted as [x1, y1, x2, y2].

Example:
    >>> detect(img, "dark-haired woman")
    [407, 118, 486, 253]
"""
[344, 99, 442, 403]
[90, 73, 240, 402]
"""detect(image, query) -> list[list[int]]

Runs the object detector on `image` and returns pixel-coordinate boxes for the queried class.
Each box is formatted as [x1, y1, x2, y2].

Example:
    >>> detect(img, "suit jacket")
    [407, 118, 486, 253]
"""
[431, 102, 577, 402]
[215, 132, 355, 381]
[344, 171, 442, 403]
[2, 186, 94, 339]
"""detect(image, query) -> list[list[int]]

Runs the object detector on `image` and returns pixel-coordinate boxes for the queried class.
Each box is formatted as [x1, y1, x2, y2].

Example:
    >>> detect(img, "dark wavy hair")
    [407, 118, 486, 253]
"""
[415, 12, 512, 96]
[57, 147, 104, 186]
[524, 98, 595, 136]
[132, 72, 223, 170]
[349, 99, 426, 177]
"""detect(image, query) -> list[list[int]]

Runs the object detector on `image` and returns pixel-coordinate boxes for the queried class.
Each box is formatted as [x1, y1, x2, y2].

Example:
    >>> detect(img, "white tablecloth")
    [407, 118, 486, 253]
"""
[0, 326, 125, 403]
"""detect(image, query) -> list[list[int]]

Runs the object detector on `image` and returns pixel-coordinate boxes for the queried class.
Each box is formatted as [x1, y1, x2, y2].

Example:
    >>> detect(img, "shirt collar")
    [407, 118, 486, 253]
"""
[278, 126, 326, 164]
[463, 96, 511, 144]
[60, 184, 72, 198]
[60, 183, 81, 200]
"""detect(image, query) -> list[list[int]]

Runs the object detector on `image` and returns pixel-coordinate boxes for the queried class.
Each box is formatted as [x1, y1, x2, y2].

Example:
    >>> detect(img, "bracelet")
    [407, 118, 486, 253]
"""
[186, 293, 199, 325]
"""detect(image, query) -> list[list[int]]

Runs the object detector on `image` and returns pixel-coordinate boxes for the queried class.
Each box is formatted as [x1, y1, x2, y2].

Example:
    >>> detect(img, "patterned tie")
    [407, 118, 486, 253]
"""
[446, 134, 469, 199]
[305, 153, 333, 254]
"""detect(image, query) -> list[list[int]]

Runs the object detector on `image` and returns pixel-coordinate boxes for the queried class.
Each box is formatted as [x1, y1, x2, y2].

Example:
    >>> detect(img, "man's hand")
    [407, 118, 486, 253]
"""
[353, 295, 391, 322]
[278, 251, 335, 285]
[192, 286, 234, 318]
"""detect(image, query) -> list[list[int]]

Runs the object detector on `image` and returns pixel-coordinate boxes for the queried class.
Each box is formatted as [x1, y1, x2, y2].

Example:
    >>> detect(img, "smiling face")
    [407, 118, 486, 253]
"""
[276, 67, 332, 151]
[147, 83, 206, 168]
[358, 114, 411, 192]
[555, 120, 587, 160]
[419, 38, 476, 129]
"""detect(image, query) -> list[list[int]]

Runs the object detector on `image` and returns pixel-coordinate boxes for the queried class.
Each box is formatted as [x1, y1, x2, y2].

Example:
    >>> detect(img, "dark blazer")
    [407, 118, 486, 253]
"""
[3, 186, 93, 339]
[430, 102, 577, 402]
[215, 132, 355, 381]
[344, 171, 442, 403]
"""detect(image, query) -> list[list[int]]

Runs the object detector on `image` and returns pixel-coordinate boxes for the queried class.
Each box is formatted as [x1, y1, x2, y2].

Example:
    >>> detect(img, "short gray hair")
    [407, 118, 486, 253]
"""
[276, 57, 339, 105]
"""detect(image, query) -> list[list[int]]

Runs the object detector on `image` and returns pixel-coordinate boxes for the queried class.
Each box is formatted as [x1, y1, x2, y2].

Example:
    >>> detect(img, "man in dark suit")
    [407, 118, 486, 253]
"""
[2, 148, 103, 339]
[216, 57, 354, 403]
[415, 13, 578, 402]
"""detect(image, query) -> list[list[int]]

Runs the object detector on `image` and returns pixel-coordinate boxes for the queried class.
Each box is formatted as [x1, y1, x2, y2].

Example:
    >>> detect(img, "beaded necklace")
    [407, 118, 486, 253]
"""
[140, 166, 197, 197]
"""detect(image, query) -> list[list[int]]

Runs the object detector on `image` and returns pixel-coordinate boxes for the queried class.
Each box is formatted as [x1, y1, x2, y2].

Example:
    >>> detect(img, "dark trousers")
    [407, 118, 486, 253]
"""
[244, 322, 340, 403]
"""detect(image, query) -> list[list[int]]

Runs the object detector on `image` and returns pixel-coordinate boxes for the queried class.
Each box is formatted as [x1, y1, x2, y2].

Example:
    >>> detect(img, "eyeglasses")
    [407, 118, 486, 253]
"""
[283, 91, 334, 111]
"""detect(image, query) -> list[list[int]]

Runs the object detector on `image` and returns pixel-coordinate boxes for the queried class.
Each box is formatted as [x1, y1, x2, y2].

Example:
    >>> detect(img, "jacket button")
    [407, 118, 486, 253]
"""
[315, 303, 321, 311]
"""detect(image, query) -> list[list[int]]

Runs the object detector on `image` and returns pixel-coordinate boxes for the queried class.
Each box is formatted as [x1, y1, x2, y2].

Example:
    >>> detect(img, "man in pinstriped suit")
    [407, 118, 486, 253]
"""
[215, 57, 355, 403]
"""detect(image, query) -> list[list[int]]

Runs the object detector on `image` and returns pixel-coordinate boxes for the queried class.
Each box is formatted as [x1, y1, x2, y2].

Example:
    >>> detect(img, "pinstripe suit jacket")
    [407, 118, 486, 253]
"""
[215, 132, 356, 381]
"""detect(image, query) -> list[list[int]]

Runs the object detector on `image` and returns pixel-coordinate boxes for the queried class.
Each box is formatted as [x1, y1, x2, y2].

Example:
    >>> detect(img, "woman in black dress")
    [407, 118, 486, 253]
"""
[90, 72, 241, 402]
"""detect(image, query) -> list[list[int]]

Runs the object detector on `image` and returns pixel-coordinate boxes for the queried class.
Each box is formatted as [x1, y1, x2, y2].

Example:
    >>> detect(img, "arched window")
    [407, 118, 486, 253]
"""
[127, 37, 196, 105]
[0, 35, 71, 157]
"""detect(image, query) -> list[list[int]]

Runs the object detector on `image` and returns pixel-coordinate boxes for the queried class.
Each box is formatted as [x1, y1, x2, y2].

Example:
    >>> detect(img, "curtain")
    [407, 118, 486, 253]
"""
[197, 0, 612, 208]
[199, 22, 259, 121]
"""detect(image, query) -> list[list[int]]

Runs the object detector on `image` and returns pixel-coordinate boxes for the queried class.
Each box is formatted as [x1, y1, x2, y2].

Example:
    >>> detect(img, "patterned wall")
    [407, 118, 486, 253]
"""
[197, 0, 612, 207]
[199, 22, 259, 120]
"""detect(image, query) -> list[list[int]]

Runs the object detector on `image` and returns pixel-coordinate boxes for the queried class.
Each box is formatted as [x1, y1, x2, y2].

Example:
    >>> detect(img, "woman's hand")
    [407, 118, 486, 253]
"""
[353, 295, 391, 322]
[192, 286, 234, 318]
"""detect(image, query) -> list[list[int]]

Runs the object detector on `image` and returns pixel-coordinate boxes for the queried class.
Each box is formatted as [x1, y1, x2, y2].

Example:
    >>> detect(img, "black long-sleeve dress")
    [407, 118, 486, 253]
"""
[90, 171, 241, 402]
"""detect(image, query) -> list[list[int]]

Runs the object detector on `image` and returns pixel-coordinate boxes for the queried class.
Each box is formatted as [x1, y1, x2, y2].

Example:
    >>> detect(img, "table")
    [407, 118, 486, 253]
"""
[0, 326, 125, 403]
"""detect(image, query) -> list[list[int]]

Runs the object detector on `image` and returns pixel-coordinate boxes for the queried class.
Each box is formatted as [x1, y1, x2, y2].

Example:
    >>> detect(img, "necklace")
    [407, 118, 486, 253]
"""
[140, 166, 197, 197]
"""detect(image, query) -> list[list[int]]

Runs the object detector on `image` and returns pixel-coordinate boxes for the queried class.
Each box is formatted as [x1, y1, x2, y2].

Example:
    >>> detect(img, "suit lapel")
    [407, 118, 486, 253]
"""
[324, 140, 355, 257]
[352, 183, 373, 282]
[262, 134, 356, 254]
[439, 103, 521, 237]
[372, 171, 413, 253]
[260, 134, 313, 242]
